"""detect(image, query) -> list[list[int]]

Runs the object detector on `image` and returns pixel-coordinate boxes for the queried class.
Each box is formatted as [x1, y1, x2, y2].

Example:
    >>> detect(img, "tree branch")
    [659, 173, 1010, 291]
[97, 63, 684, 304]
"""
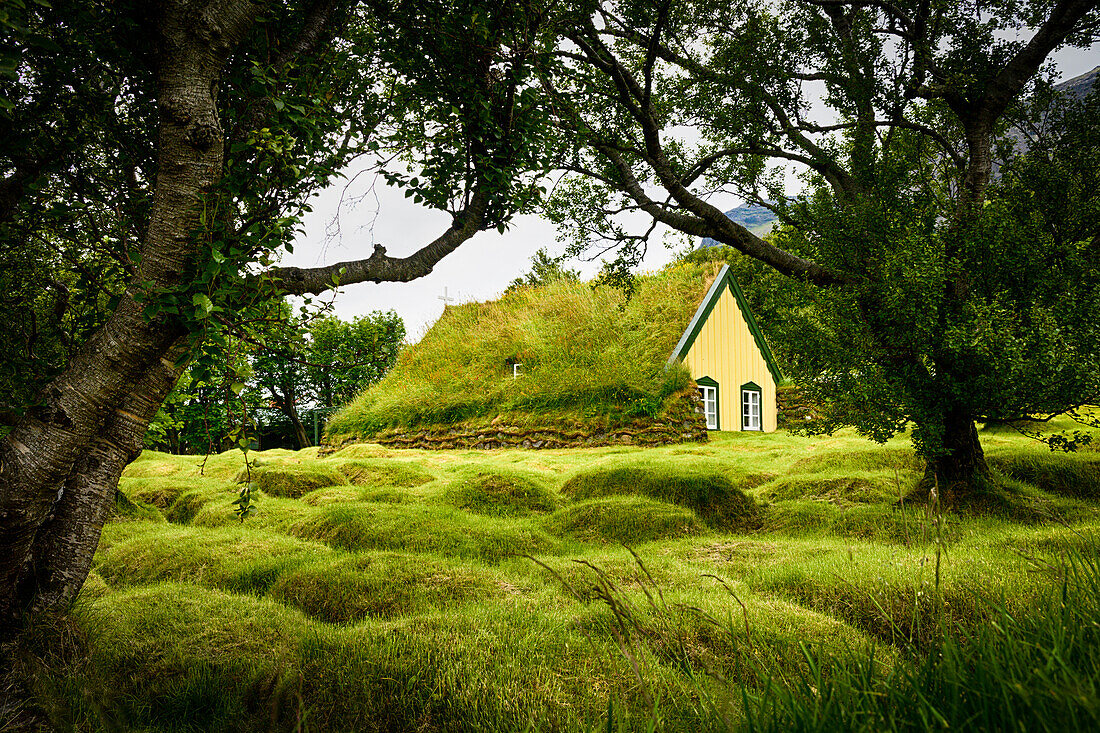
[264, 184, 492, 295]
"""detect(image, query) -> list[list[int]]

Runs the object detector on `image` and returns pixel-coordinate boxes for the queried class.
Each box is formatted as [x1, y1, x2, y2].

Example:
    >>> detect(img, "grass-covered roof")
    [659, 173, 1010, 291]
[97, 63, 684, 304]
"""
[325, 261, 726, 441]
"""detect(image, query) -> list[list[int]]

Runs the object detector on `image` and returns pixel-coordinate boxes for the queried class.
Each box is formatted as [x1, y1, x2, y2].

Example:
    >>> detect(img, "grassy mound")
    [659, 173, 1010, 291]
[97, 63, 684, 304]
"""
[989, 451, 1100, 499]
[544, 497, 703, 545]
[324, 262, 721, 440]
[332, 458, 435, 488]
[562, 461, 760, 530]
[163, 490, 212, 524]
[66, 584, 313, 732]
[300, 486, 366, 506]
[93, 526, 331, 594]
[23, 427, 1100, 732]
[755, 473, 907, 505]
[271, 552, 493, 623]
[442, 468, 560, 517]
[760, 501, 915, 543]
[289, 503, 559, 561]
[788, 445, 924, 474]
[119, 477, 201, 509]
[112, 488, 164, 523]
[237, 464, 345, 498]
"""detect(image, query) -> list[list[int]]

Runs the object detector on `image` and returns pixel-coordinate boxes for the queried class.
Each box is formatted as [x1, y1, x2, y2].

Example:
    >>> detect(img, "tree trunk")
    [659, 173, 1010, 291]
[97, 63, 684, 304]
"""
[918, 408, 992, 507]
[0, 0, 258, 638]
[273, 383, 311, 450]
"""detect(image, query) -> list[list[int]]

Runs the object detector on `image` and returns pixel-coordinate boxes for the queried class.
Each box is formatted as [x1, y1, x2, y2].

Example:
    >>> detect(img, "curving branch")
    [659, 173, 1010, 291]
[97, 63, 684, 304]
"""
[264, 184, 492, 295]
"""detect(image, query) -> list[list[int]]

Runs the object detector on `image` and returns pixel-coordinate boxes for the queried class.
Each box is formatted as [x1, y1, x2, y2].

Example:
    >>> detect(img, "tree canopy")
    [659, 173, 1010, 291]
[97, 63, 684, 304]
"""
[0, 0, 562, 630]
[542, 0, 1100, 499]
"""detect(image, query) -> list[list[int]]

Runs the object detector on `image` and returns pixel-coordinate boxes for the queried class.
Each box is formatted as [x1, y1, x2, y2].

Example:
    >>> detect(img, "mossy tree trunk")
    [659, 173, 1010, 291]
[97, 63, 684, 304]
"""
[921, 408, 993, 506]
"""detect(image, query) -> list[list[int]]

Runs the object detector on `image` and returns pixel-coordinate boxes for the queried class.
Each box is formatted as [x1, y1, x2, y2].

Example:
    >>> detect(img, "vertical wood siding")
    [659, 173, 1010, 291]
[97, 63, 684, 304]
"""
[682, 286, 777, 432]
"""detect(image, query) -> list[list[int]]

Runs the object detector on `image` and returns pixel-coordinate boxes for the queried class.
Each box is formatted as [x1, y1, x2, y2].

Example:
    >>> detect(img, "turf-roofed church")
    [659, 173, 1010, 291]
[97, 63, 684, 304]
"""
[669, 264, 782, 433]
[324, 260, 782, 450]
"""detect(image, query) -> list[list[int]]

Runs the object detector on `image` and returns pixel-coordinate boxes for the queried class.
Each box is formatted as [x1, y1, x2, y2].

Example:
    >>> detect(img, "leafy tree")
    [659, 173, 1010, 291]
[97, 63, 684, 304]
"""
[307, 310, 405, 408]
[0, 0, 559, 632]
[542, 0, 1100, 504]
[505, 247, 581, 293]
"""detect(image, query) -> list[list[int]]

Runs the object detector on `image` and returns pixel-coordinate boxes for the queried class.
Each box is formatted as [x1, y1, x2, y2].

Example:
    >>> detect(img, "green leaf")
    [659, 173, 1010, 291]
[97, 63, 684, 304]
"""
[191, 293, 214, 315]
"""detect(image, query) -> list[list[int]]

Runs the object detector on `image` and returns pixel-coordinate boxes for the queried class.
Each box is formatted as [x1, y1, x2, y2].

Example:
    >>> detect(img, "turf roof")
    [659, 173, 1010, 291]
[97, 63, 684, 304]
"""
[325, 261, 748, 439]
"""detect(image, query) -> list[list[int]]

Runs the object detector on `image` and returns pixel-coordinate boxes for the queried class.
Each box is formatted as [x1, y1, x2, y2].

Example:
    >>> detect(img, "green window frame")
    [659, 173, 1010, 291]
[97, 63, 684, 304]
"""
[741, 381, 762, 431]
[697, 376, 719, 430]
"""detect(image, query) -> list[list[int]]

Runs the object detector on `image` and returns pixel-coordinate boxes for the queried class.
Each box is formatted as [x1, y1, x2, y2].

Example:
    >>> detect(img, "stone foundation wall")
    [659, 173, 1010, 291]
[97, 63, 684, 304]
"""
[777, 384, 822, 428]
[324, 390, 709, 452]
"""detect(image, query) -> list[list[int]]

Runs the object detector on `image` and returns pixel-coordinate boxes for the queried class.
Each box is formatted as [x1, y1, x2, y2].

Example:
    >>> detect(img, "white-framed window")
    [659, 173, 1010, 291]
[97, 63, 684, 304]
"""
[698, 384, 718, 430]
[742, 387, 761, 431]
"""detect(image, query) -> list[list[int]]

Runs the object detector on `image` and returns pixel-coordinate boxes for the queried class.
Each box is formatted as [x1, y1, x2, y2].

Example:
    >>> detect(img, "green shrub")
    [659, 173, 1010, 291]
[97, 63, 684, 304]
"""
[442, 468, 560, 517]
[562, 462, 760, 530]
[237, 464, 345, 498]
[544, 497, 703, 544]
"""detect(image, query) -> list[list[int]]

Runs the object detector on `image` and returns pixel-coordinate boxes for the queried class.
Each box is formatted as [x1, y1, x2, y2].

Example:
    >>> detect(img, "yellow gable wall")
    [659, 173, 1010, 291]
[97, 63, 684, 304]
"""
[681, 285, 777, 432]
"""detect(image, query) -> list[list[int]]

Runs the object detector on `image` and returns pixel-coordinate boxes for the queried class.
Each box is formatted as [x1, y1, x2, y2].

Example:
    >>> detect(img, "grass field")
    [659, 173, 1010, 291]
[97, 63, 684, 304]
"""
[11, 423, 1100, 731]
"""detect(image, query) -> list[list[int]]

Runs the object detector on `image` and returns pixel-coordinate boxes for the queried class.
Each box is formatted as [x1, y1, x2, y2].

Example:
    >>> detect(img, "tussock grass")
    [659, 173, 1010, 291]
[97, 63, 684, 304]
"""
[111, 487, 164, 523]
[442, 466, 560, 517]
[989, 450, 1100, 499]
[332, 457, 436, 487]
[544, 497, 704, 544]
[755, 472, 909, 505]
[119, 477, 202, 509]
[746, 550, 1100, 732]
[67, 584, 312, 732]
[93, 525, 332, 595]
[18, 421, 1100, 731]
[299, 485, 365, 506]
[237, 464, 345, 498]
[289, 502, 560, 561]
[563, 460, 761, 530]
[271, 552, 494, 623]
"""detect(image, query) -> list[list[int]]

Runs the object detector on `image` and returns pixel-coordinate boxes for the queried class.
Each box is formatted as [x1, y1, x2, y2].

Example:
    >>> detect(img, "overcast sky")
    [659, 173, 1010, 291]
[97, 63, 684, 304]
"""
[281, 49, 1099, 342]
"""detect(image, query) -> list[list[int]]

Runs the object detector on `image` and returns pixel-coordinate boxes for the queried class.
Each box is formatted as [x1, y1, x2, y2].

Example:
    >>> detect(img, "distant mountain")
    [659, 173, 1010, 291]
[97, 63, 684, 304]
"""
[698, 204, 777, 248]
[1000, 65, 1098, 170]
[1057, 65, 1099, 102]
